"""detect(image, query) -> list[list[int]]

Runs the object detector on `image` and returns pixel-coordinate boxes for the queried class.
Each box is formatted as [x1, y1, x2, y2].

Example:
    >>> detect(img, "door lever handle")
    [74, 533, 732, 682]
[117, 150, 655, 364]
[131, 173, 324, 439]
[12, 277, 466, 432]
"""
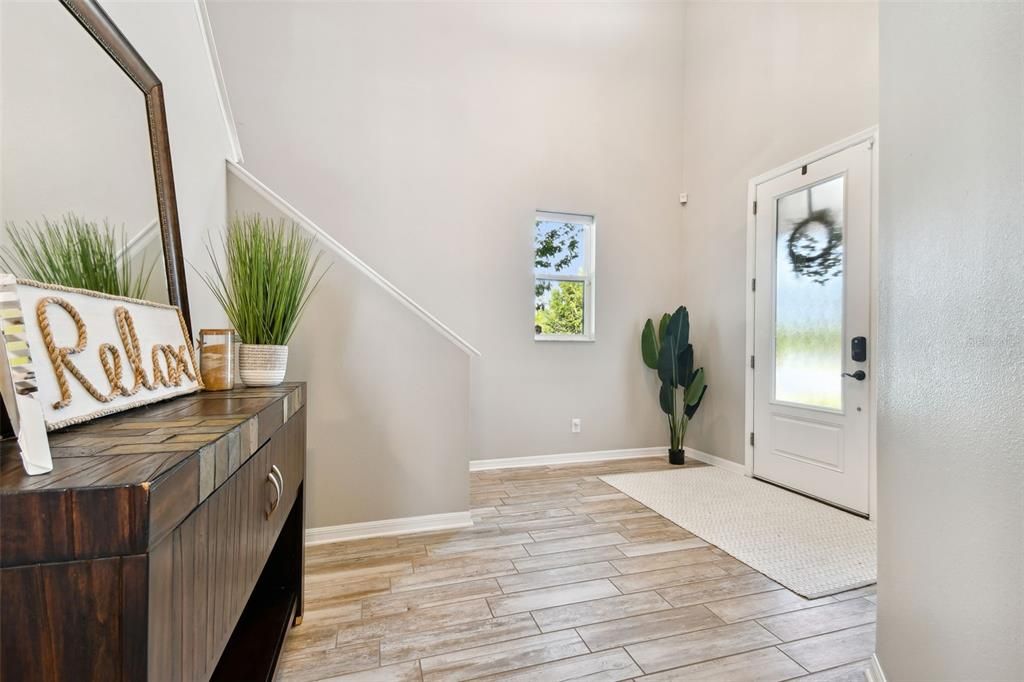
[843, 370, 867, 381]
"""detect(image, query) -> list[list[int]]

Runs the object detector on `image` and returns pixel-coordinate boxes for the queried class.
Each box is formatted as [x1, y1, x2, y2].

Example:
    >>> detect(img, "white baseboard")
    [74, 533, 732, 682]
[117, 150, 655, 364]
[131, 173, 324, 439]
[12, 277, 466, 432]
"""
[308, 448, 746, 545]
[470, 445, 747, 475]
[684, 448, 748, 476]
[865, 654, 887, 682]
[470, 447, 666, 471]
[305, 511, 473, 546]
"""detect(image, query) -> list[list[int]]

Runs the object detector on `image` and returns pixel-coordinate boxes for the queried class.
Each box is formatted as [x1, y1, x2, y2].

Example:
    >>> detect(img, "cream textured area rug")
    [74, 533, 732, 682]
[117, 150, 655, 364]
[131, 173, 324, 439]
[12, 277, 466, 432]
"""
[601, 467, 876, 598]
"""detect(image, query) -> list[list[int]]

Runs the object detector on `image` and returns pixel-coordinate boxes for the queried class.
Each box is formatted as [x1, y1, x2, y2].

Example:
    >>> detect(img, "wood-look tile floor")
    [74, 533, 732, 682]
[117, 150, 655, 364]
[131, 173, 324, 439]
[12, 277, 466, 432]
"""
[277, 458, 876, 682]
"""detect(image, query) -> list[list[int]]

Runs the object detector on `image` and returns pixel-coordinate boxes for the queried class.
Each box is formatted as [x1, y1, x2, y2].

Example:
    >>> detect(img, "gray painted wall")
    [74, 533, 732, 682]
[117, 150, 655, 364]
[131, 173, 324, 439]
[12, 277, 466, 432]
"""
[207, 0, 881, 465]
[679, 0, 879, 464]
[228, 173, 471, 528]
[207, 0, 689, 462]
[876, 1, 1024, 679]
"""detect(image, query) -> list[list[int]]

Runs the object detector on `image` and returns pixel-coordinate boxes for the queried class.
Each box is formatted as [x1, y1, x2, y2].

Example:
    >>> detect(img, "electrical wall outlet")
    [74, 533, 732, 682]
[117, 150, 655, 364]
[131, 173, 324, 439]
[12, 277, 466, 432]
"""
[571, 418, 582, 433]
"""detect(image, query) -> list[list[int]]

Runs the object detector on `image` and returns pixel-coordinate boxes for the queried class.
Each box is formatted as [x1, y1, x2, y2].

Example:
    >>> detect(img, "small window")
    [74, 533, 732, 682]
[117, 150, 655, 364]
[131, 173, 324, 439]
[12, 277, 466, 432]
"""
[534, 211, 595, 341]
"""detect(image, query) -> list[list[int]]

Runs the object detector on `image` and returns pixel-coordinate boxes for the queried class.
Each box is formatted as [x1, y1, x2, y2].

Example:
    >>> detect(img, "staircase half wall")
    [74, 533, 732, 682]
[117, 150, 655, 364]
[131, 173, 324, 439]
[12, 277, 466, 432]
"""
[227, 164, 473, 537]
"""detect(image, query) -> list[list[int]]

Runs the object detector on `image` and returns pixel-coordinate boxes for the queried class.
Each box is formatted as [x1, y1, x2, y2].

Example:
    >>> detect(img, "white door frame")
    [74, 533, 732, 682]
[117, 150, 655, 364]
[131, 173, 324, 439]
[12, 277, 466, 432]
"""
[744, 126, 880, 520]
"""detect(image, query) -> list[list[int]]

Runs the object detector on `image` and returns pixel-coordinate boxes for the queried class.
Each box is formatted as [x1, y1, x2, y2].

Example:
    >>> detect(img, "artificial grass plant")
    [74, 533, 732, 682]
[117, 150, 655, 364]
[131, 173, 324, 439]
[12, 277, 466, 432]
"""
[198, 213, 328, 346]
[0, 214, 155, 299]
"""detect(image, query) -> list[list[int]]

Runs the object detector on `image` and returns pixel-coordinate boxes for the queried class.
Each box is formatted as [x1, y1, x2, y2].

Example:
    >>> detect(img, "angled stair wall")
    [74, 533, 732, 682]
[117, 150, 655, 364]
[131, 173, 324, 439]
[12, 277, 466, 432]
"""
[227, 164, 474, 531]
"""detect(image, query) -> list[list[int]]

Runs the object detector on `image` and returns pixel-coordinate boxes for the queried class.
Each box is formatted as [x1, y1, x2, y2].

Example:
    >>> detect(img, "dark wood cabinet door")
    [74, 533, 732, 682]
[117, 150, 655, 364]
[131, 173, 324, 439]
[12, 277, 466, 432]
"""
[1, 557, 132, 681]
[1, 386, 306, 682]
[147, 412, 306, 682]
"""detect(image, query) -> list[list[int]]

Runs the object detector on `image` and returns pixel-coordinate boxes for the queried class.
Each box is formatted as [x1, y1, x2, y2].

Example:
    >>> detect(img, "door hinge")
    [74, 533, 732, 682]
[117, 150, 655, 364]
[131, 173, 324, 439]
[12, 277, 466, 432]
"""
[751, 278, 756, 292]
[750, 355, 755, 369]
[752, 200, 758, 215]
[749, 432, 755, 447]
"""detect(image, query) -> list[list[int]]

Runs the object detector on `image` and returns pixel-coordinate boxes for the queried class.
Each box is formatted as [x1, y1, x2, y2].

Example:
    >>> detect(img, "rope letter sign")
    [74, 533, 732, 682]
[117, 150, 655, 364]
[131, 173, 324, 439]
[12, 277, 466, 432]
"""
[0, 277, 203, 473]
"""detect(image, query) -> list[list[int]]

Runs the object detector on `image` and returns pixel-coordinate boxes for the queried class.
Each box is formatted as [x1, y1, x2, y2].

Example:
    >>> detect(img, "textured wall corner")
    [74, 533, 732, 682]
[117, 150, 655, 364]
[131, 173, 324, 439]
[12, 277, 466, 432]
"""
[876, 2, 1024, 678]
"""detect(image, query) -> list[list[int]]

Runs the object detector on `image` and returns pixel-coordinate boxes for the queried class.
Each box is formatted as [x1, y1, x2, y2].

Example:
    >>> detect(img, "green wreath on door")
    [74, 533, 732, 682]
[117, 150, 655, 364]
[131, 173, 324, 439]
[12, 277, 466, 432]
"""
[787, 208, 843, 285]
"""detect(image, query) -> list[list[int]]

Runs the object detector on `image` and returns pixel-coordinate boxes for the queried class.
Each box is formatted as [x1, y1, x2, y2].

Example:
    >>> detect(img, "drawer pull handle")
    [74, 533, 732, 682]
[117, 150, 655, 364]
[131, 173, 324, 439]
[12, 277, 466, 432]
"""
[267, 469, 282, 518]
[271, 464, 284, 493]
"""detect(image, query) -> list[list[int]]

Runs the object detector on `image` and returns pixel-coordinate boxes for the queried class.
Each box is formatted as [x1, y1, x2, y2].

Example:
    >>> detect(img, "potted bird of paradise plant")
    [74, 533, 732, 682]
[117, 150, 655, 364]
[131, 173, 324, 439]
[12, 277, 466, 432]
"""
[641, 306, 708, 465]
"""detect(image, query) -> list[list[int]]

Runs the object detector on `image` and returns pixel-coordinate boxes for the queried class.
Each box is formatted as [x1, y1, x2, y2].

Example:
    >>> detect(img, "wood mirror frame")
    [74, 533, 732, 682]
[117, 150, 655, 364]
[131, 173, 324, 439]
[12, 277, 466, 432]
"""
[0, 0, 194, 440]
[59, 0, 192, 330]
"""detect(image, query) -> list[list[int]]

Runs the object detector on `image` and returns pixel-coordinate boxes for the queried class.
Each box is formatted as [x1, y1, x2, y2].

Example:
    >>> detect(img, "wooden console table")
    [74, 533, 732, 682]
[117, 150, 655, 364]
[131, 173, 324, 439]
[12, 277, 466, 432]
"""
[0, 383, 307, 681]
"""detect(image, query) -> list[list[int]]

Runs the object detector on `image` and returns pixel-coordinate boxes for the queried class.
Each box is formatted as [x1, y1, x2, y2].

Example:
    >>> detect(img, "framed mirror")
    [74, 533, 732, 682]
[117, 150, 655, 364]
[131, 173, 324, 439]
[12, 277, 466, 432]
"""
[0, 0, 191, 328]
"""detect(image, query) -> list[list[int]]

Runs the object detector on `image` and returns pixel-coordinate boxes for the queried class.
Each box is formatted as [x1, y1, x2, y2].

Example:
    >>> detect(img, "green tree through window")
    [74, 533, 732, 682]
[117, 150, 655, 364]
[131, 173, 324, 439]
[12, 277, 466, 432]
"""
[533, 214, 592, 337]
[535, 281, 584, 334]
[534, 221, 581, 299]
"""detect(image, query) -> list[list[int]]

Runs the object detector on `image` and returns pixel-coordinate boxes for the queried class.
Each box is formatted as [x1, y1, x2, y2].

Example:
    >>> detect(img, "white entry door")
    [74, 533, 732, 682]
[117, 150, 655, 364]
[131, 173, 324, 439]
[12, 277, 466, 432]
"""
[752, 140, 873, 515]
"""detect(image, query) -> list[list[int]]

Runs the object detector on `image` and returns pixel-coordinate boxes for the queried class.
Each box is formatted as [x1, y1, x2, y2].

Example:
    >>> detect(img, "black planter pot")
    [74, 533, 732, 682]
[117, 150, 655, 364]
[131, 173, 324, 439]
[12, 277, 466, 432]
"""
[668, 448, 685, 465]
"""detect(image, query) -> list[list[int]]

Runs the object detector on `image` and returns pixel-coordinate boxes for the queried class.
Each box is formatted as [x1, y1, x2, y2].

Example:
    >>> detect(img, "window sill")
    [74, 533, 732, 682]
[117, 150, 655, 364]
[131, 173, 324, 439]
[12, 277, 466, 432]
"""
[534, 334, 595, 343]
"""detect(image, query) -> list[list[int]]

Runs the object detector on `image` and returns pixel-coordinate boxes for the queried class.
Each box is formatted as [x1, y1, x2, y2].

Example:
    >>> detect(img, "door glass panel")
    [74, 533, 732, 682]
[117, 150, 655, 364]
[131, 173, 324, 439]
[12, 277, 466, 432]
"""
[774, 175, 844, 410]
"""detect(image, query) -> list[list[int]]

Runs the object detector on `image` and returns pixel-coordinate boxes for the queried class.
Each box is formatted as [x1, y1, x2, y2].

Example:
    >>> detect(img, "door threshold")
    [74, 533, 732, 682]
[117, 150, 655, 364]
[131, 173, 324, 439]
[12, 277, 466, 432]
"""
[753, 475, 870, 519]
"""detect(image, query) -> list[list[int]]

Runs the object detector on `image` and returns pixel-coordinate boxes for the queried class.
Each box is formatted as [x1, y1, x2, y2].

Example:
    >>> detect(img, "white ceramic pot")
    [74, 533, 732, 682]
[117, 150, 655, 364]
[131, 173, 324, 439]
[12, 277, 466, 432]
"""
[238, 344, 288, 387]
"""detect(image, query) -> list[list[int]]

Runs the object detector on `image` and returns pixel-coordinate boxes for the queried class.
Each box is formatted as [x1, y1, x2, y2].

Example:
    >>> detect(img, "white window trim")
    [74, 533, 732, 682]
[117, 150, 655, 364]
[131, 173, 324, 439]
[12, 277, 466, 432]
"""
[534, 212, 596, 342]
